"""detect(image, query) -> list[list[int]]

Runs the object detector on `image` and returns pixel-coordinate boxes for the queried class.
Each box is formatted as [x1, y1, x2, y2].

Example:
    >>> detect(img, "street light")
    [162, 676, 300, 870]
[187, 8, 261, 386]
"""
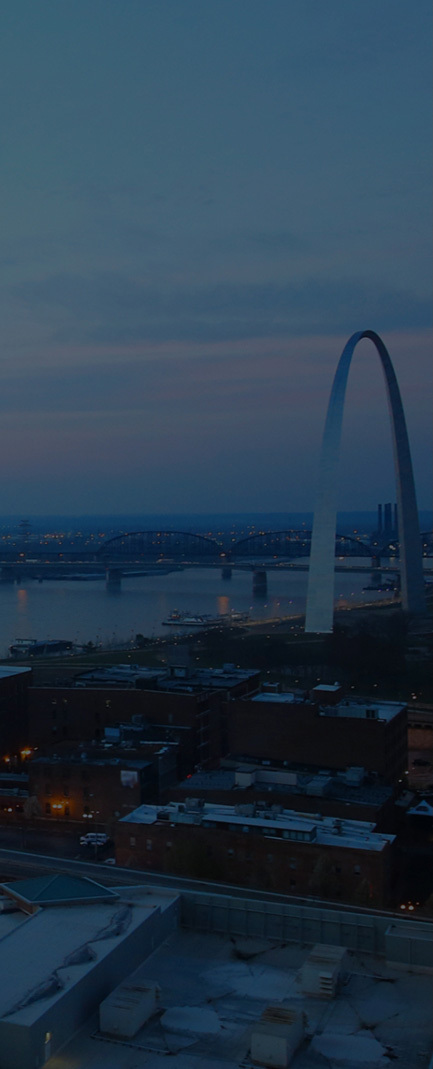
[82, 809, 102, 859]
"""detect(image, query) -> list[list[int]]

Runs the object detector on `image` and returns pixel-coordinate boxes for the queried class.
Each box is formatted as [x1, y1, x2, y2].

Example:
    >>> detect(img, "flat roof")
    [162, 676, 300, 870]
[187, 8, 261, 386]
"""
[177, 767, 392, 807]
[73, 664, 258, 692]
[121, 801, 395, 852]
[252, 692, 297, 704]
[0, 666, 32, 679]
[43, 927, 433, 1069]
[311, 683, 342, 692]
[30, 753, 151, 770]
[320, 700, 406, 723]
[0, 888, 177, 1025]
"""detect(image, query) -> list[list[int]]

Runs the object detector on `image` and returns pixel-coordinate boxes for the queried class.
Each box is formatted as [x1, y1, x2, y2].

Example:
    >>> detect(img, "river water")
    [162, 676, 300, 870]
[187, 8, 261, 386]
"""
[0, 561, 394, 658]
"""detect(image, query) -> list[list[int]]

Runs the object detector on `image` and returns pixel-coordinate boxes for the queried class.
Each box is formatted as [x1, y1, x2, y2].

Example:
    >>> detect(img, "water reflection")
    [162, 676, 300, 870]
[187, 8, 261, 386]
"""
[0, 564, 394, 659]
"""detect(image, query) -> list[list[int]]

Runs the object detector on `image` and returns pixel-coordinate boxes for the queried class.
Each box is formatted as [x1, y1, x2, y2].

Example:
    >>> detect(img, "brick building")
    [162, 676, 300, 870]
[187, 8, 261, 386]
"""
[29, 687, 214, 775]
[0, 772, 28, 822]
[225, 694, 407, 784]
[0, 666, 32, 757]
[167, 763, 396, 830]
[27, 740, 178, 830]
[115, 799, 396, 907]
[28, 665, 260, 776]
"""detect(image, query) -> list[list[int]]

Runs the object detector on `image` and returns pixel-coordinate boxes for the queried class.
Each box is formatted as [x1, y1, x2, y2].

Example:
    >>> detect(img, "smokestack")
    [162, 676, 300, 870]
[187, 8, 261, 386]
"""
[377, 504, 383, 533]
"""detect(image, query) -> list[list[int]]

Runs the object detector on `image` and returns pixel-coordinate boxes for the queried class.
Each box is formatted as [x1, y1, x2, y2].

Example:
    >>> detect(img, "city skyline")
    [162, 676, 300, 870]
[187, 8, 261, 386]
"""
[0, 2, 431, 514]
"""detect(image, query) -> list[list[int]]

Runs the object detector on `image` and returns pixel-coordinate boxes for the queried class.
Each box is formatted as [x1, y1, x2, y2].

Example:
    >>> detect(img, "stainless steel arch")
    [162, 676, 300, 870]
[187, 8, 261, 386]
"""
[305, 329, 425, 632]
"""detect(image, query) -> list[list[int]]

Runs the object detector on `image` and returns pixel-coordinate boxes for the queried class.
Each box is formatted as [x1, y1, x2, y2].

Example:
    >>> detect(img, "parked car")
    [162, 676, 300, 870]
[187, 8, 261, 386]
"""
[79, 832, 110, 847]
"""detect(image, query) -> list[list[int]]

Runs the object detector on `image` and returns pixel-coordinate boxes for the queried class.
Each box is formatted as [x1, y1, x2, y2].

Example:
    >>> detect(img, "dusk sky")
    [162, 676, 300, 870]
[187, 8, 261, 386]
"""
[1, 1, 431, 515]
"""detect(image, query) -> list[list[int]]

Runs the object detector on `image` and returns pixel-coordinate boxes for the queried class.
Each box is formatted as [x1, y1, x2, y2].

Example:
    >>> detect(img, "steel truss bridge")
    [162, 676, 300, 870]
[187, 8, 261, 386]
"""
[96, 529, 375, 563]
[0, 529, 430, 580]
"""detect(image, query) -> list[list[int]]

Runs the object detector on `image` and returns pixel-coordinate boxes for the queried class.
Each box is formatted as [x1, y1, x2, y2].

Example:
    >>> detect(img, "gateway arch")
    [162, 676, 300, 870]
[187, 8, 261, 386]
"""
[305, 329, 425, 633]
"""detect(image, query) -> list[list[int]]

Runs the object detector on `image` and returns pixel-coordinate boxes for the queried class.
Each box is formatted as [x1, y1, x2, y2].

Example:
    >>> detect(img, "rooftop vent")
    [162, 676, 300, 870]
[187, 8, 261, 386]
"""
[366, 707, 378, 719]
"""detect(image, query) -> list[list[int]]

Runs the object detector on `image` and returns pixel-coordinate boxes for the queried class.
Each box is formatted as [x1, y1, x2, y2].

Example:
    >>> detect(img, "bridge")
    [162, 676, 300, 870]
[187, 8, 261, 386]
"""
[0, 528, 430, 590]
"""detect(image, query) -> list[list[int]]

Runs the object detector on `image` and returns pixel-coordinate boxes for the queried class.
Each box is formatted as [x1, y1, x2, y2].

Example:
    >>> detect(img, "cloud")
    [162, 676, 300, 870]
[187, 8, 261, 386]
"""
[14, 271, 432, 347]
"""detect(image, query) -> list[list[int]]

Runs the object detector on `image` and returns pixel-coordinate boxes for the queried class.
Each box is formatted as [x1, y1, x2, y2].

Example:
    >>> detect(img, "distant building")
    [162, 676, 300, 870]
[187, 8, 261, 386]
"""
[374, 501, 398, 542]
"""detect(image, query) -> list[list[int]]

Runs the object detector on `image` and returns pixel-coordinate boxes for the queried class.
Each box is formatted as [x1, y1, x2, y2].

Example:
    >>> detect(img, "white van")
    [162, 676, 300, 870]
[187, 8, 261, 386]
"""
[79, 832, 110, 847]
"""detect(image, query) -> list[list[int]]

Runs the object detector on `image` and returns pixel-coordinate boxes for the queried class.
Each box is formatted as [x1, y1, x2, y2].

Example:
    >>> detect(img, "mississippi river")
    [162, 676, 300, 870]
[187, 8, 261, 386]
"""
[0, 561, 393, 658]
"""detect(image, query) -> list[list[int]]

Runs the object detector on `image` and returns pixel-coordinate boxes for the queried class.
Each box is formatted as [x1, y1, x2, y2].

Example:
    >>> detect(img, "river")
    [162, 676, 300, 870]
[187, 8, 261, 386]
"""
[0, 561, 396, 658]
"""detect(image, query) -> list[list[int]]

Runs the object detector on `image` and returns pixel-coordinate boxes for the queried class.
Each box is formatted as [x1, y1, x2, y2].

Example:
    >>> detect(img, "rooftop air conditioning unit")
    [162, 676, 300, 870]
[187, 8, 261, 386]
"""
[298, 944, 348, 999]
[100, 981, 160, 1038]
[251, 1006, 304, 1067]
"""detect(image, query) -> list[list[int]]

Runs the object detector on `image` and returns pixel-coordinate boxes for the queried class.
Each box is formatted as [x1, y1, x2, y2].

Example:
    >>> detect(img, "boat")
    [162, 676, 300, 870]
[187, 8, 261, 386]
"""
[162, 610, 249, 628]
[9, 638, 76, 659]
[8, 639, 37, 658]
[162, 611, 219, 628]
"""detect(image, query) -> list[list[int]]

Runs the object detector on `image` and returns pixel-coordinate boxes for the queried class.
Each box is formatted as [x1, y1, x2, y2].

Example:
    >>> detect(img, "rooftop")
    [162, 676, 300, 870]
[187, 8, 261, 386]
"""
[319, 699, 406, 723]
[120, 800, 395, 852]
[250, 692, 406, 721]
[0, 666, 32, 680]
[0, 885, 177, 1025]
[252, 691, 299, 704]
[44, 926, 433, 1069]
[177, 766, 393, 808]
[30, 751, 152, 770]
[311, 683, 342, 693]
[72, 664, 259, 693]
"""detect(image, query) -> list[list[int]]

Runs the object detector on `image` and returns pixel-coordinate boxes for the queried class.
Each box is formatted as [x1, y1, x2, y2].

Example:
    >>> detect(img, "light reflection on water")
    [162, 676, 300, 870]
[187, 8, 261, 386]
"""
[0, 560, 395, 658]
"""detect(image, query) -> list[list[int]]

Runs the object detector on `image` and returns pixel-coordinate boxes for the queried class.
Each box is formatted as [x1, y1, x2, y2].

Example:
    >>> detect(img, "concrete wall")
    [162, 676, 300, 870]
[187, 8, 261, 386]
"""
[181, 891, 433, 968]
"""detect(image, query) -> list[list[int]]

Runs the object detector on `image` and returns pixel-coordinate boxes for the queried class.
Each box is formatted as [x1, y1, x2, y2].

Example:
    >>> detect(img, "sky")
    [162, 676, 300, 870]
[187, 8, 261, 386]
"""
[0, 0, 431, 515]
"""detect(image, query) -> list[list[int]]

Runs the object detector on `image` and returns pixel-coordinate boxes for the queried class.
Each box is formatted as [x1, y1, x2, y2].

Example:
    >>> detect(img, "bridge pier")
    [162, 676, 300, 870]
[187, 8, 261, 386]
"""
[370, 554, 382, 588]
[106, 567, 122, 589]
[221, 566, 232, 580]
[252, 568, 267, 596]
[0, 566, 17, 583]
